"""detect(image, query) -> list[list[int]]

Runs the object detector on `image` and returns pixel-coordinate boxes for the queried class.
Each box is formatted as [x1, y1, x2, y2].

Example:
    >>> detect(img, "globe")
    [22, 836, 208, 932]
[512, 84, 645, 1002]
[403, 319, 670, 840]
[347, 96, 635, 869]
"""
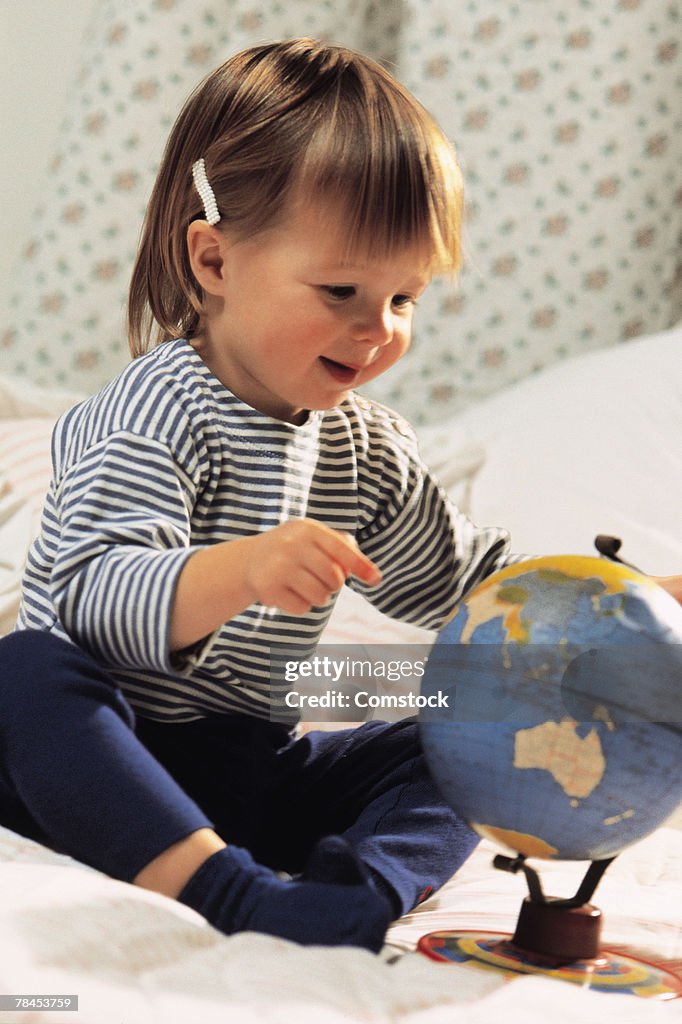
[419, 555, 682, 862]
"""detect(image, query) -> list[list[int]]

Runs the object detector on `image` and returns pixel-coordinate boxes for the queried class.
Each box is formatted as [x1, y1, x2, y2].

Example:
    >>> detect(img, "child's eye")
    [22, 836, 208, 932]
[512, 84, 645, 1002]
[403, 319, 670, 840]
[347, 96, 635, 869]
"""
[323, 286, 356, 301]
[392, 294, 415, 309]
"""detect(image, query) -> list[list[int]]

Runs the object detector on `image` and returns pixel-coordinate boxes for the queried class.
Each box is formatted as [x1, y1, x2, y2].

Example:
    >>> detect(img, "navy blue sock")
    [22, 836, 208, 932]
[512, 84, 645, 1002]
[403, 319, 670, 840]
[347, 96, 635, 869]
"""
[301, 834, 369, 885]
[178, 836, 392, 951]
[305, 836, 404, 917]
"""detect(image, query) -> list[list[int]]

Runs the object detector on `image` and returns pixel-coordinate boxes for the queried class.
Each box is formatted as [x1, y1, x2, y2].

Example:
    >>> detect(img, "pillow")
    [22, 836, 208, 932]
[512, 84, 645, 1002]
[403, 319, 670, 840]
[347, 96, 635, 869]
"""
[0, 418, 55, 635]
[0, 373, 83, 420]
[363, 1, 682, 423]
[457, 324, 682, 576]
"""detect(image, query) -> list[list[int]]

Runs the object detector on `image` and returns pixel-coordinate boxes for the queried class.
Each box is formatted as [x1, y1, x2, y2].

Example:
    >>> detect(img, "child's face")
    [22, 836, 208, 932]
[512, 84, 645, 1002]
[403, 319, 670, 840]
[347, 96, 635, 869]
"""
[195, 198, 432, 424]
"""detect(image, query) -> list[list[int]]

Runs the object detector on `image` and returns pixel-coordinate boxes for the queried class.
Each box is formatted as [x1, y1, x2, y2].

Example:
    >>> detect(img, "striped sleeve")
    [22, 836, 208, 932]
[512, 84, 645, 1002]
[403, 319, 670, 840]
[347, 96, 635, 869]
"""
[50, 430, 205, 672]
[351, 411, 513, 629]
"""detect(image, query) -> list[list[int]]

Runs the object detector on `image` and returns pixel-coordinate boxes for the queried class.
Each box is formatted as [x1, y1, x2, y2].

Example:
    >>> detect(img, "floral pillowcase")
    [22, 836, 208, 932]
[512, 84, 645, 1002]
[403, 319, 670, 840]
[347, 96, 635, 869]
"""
[2, 0, 680, 425]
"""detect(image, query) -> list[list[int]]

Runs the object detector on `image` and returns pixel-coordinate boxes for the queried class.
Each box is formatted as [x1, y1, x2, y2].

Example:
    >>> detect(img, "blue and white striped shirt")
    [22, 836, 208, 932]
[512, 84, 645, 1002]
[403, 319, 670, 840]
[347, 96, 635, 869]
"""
[17, 338, 513, 722]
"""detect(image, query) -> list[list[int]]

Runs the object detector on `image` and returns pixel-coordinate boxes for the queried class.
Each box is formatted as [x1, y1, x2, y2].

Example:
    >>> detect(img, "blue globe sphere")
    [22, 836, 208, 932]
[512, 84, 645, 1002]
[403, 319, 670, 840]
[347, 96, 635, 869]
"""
[419, 555, 682, 860]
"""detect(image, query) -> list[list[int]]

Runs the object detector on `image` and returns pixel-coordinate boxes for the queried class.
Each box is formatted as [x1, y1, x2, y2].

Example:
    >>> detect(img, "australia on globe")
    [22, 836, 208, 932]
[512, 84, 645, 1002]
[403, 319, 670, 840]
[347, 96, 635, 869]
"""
[419, 555, 682, 861]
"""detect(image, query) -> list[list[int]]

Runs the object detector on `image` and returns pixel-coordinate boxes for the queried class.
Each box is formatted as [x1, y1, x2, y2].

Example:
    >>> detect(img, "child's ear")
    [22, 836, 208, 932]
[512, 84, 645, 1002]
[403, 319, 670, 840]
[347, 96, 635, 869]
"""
[187, 221, 227, 296]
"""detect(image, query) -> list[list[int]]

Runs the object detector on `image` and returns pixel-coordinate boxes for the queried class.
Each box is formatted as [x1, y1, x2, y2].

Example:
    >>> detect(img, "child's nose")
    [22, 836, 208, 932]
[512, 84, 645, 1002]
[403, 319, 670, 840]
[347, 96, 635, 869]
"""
[351, 305, 394, 345]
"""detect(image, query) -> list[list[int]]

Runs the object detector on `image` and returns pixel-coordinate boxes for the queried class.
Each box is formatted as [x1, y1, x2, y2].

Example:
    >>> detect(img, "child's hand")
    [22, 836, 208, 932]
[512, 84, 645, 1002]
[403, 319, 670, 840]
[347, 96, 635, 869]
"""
[245, 519, 382, 615]
[171, 520, 381, 649]
[653, 574, 682, 606]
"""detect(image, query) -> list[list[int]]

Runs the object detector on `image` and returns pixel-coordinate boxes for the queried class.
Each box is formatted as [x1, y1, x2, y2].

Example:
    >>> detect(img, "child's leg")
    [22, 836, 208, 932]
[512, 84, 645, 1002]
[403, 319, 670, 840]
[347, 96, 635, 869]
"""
[339, 720, 480, 915]
[0, 630, 212, 879]
[138, 714, 476, 917]
[0, 631, 390, 949]
[258, 719, 480, 917]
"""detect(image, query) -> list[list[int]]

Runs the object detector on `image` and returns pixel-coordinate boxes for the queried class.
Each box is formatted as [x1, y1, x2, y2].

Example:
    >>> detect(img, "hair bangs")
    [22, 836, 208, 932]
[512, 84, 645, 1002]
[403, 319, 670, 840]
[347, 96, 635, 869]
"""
[295, 68, 463, 273]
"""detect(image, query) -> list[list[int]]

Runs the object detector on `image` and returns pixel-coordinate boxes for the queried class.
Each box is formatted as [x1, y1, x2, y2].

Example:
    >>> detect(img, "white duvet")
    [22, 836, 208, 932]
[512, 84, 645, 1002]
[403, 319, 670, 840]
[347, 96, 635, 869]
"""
[0, 825, 680, 1023]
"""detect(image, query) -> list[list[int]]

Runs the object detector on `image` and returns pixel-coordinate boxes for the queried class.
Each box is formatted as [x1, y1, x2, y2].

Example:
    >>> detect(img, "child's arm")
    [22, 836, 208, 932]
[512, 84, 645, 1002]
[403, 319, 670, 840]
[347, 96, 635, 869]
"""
[169, 519, 382, 651]
[653, 575, 682, 605]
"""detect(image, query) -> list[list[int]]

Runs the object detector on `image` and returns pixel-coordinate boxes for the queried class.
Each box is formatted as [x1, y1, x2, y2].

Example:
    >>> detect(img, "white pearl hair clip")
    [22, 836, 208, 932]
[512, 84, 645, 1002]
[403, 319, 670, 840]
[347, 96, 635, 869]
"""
[192, 158, 221, 226]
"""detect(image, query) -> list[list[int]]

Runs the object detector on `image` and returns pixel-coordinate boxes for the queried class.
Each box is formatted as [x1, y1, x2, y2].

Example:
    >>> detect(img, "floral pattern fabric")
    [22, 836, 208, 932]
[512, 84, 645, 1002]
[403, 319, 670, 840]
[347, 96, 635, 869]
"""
[2, 0, 680, 423]
[368, 0, 682, 420]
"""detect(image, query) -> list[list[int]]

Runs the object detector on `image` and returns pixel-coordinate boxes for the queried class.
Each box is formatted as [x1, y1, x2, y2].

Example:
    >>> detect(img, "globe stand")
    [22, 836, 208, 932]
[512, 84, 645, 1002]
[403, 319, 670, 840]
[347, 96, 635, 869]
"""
[494, 852, 611, 962]
[417, 854, 682, 999]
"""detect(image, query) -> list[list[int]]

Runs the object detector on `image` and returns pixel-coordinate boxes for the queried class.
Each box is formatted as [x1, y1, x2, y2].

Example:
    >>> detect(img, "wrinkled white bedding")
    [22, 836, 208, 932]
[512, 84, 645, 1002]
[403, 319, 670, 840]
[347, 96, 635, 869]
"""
[0, 825, 680, 1023]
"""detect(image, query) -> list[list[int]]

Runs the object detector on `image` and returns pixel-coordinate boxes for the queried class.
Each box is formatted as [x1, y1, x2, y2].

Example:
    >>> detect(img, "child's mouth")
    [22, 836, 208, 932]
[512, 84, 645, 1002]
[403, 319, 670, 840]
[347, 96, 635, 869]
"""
[319, 356, 361, 385]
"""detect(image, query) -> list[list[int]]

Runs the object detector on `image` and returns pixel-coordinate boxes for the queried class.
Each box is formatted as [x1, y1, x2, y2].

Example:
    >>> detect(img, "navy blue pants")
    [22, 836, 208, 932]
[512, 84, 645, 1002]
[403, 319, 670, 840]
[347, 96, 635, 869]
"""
[0, 631, 478, 914]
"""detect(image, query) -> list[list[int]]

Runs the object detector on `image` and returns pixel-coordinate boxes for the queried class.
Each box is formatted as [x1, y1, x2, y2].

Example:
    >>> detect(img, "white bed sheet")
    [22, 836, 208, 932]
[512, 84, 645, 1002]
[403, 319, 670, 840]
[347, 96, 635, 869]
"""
[0, 824, 680, 1023]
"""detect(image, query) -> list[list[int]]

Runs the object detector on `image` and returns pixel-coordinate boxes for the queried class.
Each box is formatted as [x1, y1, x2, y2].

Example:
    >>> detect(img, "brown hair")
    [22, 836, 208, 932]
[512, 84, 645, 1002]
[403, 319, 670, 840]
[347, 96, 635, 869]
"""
[128, 38, 464, 356]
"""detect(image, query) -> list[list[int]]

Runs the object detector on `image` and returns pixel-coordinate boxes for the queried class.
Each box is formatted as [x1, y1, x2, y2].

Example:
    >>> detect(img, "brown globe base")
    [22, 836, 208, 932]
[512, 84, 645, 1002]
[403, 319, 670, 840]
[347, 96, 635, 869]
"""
[511, 895, 602, 963]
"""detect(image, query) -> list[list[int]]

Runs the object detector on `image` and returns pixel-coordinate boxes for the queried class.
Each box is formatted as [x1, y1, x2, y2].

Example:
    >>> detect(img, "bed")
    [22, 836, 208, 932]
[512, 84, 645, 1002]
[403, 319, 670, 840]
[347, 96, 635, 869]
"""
[1, 324, 681, 1023]
[2, 1, 681, 1016]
